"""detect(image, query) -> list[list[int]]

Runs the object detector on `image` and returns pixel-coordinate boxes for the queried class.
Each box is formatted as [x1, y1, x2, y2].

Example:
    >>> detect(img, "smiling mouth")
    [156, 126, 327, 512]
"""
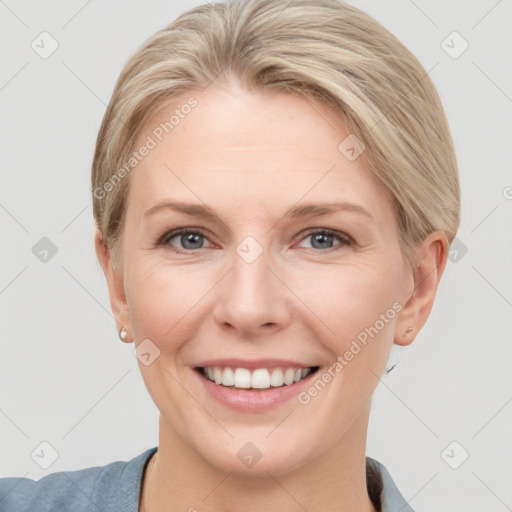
[194, 366, 320, 390]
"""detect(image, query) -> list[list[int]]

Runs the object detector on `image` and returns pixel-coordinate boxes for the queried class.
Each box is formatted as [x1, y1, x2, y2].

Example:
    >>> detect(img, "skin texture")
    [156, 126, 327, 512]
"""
[95, 78, 448, 512]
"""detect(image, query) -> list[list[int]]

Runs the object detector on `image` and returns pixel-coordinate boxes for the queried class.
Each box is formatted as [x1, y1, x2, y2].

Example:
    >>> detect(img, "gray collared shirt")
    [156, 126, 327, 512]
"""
[0, 447, 415, 511]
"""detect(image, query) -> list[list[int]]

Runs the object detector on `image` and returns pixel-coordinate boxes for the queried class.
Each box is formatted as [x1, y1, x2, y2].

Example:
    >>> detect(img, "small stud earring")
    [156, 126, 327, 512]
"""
[405, 327, 413, 335]
[119, 327, 128, 342]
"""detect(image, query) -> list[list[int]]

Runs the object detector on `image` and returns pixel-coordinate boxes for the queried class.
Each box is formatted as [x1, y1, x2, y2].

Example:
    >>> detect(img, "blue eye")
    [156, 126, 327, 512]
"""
[299, 229, 352, 250]
[159, 228, 352, 253]
[160, 228, 211, 251]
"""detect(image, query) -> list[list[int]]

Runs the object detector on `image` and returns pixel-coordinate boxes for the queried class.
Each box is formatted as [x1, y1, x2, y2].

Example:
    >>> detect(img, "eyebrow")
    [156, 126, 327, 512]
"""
[143, 200, 374, 221]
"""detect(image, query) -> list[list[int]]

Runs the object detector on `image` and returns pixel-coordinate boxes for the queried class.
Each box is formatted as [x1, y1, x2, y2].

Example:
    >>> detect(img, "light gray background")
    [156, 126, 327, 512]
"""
[1, 1, 511, 511]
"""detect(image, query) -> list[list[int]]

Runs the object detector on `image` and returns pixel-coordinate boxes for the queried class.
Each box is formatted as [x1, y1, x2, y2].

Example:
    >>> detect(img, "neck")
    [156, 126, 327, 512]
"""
[140, 405, 378, 512]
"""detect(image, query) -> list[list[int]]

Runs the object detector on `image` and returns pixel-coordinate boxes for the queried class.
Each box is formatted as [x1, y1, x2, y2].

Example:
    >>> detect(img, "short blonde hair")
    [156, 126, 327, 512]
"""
[91, 0, 460, 273]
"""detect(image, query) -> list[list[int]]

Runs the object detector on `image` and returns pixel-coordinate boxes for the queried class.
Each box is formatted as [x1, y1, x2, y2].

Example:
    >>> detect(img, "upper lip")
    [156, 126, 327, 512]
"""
[193, 358, 316, 370]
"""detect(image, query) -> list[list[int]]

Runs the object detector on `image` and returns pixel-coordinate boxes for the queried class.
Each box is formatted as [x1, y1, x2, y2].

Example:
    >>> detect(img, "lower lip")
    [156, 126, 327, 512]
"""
[193, 368, 319, 412]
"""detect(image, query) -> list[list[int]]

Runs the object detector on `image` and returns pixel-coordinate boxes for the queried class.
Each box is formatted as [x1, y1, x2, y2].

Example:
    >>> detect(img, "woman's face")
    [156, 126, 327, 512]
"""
[108, 82, 416, 475]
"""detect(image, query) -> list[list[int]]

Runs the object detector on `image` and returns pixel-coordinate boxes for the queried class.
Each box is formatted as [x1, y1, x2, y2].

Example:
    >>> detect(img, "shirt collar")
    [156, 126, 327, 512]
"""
[367, 456, 416, 512]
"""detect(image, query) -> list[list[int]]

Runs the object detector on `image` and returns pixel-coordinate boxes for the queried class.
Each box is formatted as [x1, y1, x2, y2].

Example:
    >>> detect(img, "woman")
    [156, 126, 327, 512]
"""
[0, 0, 460, 510]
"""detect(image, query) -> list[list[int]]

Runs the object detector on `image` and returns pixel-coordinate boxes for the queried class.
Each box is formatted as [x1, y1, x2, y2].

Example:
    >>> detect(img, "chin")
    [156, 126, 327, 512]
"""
[194, 433, 314, 478]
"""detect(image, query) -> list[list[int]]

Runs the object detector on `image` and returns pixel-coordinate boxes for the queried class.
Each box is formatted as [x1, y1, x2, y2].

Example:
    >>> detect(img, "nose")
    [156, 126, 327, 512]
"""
[212, 246, 292, 337]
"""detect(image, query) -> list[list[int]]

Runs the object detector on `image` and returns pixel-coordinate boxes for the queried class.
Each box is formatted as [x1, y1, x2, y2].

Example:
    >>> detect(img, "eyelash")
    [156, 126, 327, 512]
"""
[157, 227, 354, 254]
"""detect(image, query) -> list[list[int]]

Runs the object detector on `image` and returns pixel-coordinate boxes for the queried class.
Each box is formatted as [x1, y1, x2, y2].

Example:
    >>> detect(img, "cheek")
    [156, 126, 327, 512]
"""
[292, 258, 403, 357]
[125, 258, 214, 345]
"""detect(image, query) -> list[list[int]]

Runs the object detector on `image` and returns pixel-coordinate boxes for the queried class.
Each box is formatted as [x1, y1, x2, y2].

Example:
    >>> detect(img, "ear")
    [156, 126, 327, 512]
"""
[394, 231, 449, 346]
[94, 227, 133, 343]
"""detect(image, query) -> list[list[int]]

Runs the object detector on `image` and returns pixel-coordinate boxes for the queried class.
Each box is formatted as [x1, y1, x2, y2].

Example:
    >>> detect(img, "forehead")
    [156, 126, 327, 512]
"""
[128, 86, 393, 219]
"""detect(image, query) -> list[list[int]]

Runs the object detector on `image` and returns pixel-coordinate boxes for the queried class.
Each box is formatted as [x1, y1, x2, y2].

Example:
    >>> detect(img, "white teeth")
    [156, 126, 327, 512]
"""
[283, 368, 295, 385]
[251, 369, 270, 389]
[270, 368, 284, 387]
[201, 366, 314, 389]
[233, 368, 252, 388]
[213, 367, 223, 384]
[222, 367, 235, 386]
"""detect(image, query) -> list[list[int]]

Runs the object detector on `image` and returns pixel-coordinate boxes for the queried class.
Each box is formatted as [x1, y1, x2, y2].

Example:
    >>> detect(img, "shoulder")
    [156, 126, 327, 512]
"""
[366, 456, 416, 512]
[0, 447, 157, 512]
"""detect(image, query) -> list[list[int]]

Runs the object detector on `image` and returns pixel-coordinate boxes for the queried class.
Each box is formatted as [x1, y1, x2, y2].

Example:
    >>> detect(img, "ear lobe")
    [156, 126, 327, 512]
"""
[94, 227, 132, 339]
[394, 231, 449, 346]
